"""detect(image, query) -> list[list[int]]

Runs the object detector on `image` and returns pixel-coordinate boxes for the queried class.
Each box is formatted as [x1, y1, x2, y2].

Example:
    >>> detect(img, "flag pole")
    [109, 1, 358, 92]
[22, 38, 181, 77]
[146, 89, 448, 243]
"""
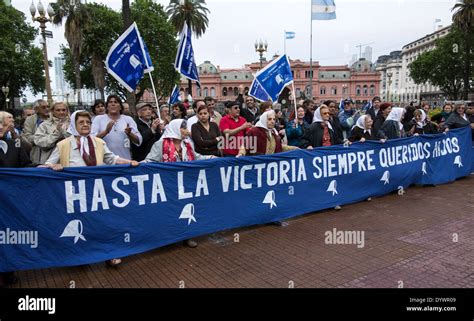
[147, 72, 162, 122]
[309, 3, 313, 100]
[284, 30, 286, 54]
[291, 82, 298, 119]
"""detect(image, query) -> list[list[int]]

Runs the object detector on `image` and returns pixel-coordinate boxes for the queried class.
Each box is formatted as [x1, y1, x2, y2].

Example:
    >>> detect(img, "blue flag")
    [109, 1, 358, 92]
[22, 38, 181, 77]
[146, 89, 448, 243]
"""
[312, 0, 336, 20]
[248, 78, 271, 102]
[285, 31, 295, 39]
[105, 22, 149, 92]
[362, 100, 372, 113]
[141, 37, 154, 74]
[168, 85, 181, 105]
[0, 128, 472, 272]
[255, 54, 293, 102]
[174, 22, 200, 87]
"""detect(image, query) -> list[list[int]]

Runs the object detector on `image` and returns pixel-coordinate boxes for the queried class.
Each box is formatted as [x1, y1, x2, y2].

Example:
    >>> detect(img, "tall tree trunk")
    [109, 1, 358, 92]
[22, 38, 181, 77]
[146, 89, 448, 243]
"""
[91, 54, 105, 100]
[73, 59, 82, 107]
[187, 79, 192, 97]
[122, 0, 132, 31]
[462, 34, 471, 100]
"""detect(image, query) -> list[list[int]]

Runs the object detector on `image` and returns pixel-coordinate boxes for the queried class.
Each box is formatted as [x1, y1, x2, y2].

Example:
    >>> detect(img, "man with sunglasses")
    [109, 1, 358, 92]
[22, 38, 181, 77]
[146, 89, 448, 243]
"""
[241, 96, 260, 124]
[219, 101, 252, 157]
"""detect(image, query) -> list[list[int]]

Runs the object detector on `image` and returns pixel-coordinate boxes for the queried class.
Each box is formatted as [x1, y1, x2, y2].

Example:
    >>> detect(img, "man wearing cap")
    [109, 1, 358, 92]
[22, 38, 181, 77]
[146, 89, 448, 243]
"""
[338, 99, 360, 139]
[132, 102, 164, 161]
[219, 101, 252, 157]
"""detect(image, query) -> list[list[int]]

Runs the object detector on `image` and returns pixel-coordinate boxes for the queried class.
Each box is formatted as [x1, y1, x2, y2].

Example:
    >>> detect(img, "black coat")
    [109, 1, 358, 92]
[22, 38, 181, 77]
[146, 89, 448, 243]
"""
[329, 116, 344, 142]
[367, 107, 381, 122]
[299, 122, 342, 148]
[241, 107, 260, 124]
[403, 119, 438, 136]
[0, 139, 32, 168]
[378, 120, 405, 140]
[131, 118, 162, 161]
[348, 127, 377, 142]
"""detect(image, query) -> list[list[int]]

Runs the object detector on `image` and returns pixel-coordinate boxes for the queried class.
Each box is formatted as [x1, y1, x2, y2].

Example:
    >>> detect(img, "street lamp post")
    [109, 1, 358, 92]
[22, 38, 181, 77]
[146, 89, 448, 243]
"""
[387, 72, 393, 103]
[254, 40, 268, 69]
[1, 85, 9, 110]
[30, 0, 54, 107]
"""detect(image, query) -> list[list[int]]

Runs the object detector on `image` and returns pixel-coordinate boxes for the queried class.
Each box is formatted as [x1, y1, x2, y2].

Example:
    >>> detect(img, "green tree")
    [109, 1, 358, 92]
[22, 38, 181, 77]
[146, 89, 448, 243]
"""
[52, 0, 91, 106]
[60, 1, 179, 105]
[82, 3, 121, 100]
[166, 0, 210, 95]
[451, 0, 474, 100]
[409, 29, 472, 100]
[166, 0, 210, 38]
[132, 0, 179, 102]
[0, 2, 45, 110]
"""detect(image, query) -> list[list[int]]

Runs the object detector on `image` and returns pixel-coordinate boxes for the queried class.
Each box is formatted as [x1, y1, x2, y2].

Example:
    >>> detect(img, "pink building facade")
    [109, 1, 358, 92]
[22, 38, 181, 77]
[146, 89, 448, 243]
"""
[178, 57, 381, 105]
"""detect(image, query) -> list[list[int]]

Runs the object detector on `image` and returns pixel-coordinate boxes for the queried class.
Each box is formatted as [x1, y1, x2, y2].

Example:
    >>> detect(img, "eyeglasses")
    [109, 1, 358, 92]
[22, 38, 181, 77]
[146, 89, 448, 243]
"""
[321, 112, 330, 115]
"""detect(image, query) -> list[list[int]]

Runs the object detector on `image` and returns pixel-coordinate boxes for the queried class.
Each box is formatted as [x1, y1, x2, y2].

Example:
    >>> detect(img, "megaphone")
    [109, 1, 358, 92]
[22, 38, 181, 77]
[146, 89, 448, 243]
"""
[262, 190, 277, 209]
[179, 203, 196, 225]
[60, 220, 86, 244]
[327, 180, 338, 196]
[380, 170, 390, 185]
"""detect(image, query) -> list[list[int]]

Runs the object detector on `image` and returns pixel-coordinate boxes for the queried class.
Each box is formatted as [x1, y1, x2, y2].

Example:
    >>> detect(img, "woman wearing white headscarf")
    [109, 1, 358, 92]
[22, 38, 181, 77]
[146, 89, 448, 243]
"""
[300, 105, 343, 149]
[44, 110, 138, 168]
[348, 115, 378, 142]
[404, 109, 438, 136]
[144, 119, 212, 162]
[144, 119, 214, 248]
[43, 110, 139, 268]
[378, 107, 406, 140]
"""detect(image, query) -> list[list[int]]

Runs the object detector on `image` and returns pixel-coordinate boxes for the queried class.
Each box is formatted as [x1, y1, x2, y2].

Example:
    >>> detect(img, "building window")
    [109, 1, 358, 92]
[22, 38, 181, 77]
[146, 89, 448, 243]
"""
[222, 88, 227, 96]
[331, 86, 337, 95]
[305, 70, 314, 78]
[320, 86, 326, 95]
[370, 84, 375, 95]
[363, 85, 368, 96]
[233, 87, 238, 96]
[296, 88, 301, 97]
[356, 85, 361, 96]
[196, 87, 201, 97]
[235, 75, 238, 79]
[210, 87, 216, 97]
[342, 86, 348, 95]
[203, 87, 208, 97]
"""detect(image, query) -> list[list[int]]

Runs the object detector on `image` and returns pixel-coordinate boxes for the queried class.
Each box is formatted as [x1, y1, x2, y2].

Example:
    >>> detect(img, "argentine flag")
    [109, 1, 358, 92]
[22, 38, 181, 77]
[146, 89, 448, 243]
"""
[285, 31, 296, 39]
[312, 0, 336, 20]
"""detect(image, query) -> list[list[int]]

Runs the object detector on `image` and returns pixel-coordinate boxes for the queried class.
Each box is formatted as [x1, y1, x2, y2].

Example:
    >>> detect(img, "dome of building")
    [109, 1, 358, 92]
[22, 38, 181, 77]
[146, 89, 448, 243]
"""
[198, 61, 218, 74]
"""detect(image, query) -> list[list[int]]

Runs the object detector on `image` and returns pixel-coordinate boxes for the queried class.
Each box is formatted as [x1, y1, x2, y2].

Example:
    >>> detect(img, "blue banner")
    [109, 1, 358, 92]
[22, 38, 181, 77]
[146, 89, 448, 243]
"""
[312, 0, 337, 20]
[0, 128, 472, 272]
[174, 22, 200, 87]
[105, 22, 149, 92]
[141, 37, 154, 74]
[255, 54, 293, 102]
[168, 85, 181, 105]
[248, 79, 271, 102]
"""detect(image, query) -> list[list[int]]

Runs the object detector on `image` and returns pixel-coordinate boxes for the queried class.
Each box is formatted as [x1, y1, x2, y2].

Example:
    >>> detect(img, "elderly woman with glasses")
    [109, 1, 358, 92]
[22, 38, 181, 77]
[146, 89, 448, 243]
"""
[300, 105, 343, 149]
[443, 103, 473, 132]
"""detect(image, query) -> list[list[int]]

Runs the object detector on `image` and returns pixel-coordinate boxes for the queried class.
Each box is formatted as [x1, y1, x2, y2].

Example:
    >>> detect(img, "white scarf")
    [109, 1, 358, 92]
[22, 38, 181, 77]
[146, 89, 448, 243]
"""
[415, 110, 427, 128]
[312, 106, 333, 130]
[255, 110, 278, 136]
[67, 110, 92, 157]
[355, 115, 371, 135]
[386, 107, 405, 131]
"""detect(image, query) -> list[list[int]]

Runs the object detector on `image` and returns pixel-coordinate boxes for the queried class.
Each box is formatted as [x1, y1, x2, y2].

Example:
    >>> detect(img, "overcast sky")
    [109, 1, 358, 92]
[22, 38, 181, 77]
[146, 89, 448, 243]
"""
[13, 0, 457, 100]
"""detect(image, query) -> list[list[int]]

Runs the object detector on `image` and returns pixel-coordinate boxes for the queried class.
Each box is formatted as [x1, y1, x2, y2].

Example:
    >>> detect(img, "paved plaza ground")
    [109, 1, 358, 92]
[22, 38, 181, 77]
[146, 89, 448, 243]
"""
[12, 175, 474, 288]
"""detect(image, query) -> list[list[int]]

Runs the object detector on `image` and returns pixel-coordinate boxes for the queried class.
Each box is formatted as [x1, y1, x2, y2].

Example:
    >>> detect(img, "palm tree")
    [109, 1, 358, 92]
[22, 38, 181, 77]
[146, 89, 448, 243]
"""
[52, 0, 90, 107]
[166, 0, 210, 95]
[166, 0, 210, 38]
[452, 0, 474, 100]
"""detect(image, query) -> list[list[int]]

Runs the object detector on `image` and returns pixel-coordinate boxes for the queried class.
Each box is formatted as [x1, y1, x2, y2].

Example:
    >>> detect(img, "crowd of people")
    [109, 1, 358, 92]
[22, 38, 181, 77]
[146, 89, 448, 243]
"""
[1, 90, 473, 287]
